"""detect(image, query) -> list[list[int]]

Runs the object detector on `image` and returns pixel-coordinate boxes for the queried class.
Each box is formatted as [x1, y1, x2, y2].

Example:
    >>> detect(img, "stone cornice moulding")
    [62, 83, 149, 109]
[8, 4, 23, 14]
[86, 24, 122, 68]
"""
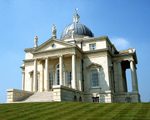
[75, 36, 117, 52]
[32, 38, 75, 52]
[29, 70, 40, 74]
[24, 48, 34, 52]
[32, 46, 74, 54]
[84, 48, 108, 54]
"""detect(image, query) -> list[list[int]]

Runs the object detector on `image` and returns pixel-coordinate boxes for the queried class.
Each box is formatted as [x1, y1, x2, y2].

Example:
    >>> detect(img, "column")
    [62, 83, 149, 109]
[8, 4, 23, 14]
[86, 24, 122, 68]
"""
[72, 54, 77, 89]
[113, 62, 119, 93]
[130, 60, 137, 92]
[33, 59, 37, 92]
[40, 61, 44, 92]
[45, 58, 49, 91]
[117, 61, 124, 92]
[135, 69, 139, 92]
[22, 72, 25, 90]
[59, 55, 63, 85]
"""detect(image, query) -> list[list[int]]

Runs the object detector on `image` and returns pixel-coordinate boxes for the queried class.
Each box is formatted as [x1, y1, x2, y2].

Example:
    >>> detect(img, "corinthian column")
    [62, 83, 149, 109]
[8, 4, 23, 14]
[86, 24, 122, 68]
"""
[72, 54, 77, 89]
[59, 55, 63, 85]
[130, 60, 137, 92]
[33, 59, 37, 92]
[45, 58, 49, 91]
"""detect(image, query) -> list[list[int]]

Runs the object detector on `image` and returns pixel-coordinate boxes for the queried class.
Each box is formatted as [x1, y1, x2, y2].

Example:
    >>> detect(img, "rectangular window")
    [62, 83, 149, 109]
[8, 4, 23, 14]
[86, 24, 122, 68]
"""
[89, 44, 96, 50]
[56, 70, 59, 85]
[92, 97, 99, 103]
[67, 71, 71, 87]
[49, 73, 53, 89]
[91, 70, 99, 87]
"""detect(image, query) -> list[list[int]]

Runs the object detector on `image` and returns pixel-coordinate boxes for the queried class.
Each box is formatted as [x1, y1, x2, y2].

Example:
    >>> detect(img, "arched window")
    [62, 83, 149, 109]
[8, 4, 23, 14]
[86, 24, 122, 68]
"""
[79, 97, 82, 102]
[56, 64, 60, 85]
[126, 97, 131, 103]
[74, 96, 77, 101]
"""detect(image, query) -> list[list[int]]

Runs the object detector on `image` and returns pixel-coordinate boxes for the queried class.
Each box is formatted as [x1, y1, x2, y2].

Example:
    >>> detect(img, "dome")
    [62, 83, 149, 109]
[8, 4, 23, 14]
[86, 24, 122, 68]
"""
[60, 12, 94, 40]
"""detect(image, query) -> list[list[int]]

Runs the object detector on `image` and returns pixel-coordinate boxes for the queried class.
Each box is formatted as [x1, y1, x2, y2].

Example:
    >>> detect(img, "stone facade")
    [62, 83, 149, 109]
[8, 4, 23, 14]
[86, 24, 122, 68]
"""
[6, 12, 140, 103]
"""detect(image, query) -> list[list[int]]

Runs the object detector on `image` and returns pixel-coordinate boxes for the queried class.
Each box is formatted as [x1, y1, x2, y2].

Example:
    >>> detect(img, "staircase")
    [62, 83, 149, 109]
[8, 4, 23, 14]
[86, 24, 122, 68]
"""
[18, 91, 53, 103]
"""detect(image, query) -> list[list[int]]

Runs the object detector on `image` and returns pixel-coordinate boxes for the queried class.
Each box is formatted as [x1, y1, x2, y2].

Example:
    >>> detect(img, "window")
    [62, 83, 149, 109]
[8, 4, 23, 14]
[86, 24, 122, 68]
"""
[52, 44, 55, 48]
[91, 70, 99, 87]
[126, 98, 131, 103]
[67, 71, 71, 86]
[37, 75, 39, 91]
[89, 44, 96, 50]
[56, 64, 60, 85]
[49, 73, 53, 89]
[92, 97, 99, 103]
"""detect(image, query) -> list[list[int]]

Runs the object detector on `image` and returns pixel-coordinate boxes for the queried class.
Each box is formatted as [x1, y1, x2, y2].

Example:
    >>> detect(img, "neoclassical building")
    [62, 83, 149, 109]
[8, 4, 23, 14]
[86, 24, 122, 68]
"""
[7, 11, 140, 103]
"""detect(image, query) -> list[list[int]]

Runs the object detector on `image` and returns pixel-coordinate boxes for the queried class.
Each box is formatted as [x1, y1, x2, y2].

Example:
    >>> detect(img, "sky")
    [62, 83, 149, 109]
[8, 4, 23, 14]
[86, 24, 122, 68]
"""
[0, 0, 150, 103]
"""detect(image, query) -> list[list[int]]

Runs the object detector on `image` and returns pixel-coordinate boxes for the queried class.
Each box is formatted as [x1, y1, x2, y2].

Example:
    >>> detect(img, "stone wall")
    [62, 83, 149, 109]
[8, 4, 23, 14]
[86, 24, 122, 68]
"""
[53, 85, 84, 102]
[114, 92, 140, 103]
[7, 89, 34, 103]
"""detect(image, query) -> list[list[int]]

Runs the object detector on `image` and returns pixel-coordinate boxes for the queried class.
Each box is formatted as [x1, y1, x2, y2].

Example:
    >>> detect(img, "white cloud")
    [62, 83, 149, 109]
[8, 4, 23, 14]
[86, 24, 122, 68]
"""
[111, 37, 129, 50]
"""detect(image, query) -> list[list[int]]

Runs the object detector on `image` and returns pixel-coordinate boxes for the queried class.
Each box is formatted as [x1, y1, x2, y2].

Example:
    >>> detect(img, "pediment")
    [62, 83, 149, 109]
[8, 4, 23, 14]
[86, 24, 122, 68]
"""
[86, 63, 101, 69]
[33, 38, 74, 53]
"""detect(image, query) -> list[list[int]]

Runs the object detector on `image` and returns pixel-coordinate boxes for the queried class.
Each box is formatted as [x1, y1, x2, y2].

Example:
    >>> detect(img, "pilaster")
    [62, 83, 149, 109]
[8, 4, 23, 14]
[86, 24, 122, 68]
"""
[59, 55, 63, 85]
[33, 59, 37, 92]
[72, 54, 77, 89]
[21, 72, 25, 90]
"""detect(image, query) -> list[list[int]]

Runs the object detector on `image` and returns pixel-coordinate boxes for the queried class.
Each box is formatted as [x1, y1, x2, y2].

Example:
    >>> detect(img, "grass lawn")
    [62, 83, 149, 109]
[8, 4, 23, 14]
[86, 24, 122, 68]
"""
[0, 102, 150, 120]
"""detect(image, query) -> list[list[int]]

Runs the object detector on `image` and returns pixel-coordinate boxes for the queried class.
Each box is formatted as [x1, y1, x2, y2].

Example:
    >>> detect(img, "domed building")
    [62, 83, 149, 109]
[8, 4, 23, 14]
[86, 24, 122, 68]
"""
[7, 11, 140, 103]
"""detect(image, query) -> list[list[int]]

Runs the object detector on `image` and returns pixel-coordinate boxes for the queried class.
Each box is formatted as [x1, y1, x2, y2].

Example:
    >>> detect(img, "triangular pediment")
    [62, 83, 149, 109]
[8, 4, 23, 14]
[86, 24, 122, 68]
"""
[33, 38, 74, 52]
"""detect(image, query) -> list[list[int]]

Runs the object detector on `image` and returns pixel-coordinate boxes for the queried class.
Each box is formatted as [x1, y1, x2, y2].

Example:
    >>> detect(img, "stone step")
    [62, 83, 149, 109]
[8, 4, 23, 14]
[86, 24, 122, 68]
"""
[18, 91, 53, 102]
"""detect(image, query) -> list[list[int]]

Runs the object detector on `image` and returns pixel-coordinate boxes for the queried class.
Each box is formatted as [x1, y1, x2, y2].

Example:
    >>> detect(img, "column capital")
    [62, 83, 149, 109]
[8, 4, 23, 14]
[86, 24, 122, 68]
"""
[116, 60, 121, 63]
[34, 58, 37, 61]
[21, 71, 25, 74]
[57, 55, 63, 58]
[45, 57, 49, 59]
[70, 53, 76, 56]
[129, 59, 134, 62]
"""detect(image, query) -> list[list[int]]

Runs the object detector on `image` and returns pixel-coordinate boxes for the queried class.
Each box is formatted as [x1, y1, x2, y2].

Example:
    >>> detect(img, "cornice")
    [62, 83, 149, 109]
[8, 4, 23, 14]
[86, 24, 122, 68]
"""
[33, 38, 75, 52]
[24, 48, 34, 52]
[32, 46, 76, 54]
[76, 36, 108, 43]
[23, 59, 34, 62]
[84, 48, 108, 54]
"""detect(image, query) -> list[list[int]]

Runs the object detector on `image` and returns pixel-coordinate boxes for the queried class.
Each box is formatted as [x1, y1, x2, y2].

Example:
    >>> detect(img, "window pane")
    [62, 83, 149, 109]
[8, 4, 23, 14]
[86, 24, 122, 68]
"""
[49, 73, 53, 89]
[91, 70, 98, 87]
[56, 69, 59, 85]
[37, 76, 39, 91]
[89, 44, 96, 50]
[67, 71, 71, 86]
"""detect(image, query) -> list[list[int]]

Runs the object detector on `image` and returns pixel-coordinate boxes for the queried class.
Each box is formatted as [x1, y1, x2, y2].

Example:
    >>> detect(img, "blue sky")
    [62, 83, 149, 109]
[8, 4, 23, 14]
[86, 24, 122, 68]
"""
[0, 0, 150, 103]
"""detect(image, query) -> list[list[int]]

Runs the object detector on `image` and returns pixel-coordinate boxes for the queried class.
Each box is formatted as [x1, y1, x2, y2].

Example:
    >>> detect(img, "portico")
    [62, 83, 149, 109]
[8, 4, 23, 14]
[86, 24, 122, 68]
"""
[28, 52, 79, 92]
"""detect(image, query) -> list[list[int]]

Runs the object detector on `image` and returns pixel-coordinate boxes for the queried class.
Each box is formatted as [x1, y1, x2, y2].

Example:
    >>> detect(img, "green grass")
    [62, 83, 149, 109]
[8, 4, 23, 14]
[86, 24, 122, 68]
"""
[0, 102, 150, 120]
